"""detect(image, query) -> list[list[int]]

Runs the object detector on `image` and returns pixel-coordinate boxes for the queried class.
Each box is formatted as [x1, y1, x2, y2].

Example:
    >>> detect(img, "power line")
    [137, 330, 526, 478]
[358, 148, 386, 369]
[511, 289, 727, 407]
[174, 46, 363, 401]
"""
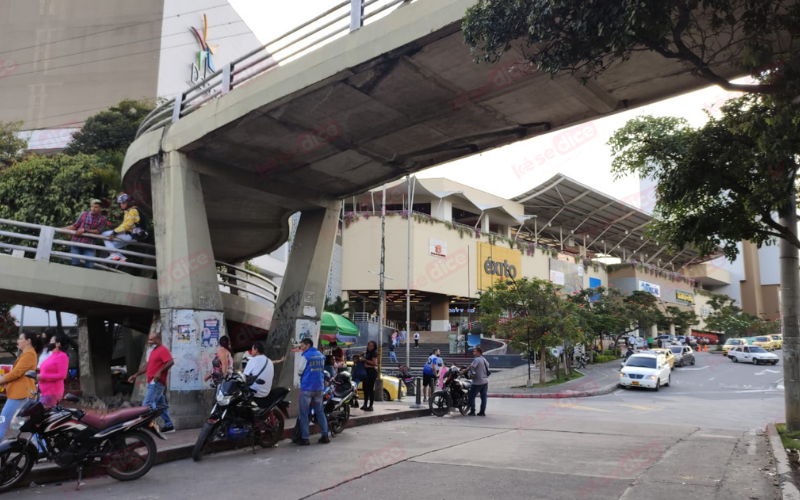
[0, 3, 231, 57]
[8, 21, 245, 71]
[0, 30, 255, 80]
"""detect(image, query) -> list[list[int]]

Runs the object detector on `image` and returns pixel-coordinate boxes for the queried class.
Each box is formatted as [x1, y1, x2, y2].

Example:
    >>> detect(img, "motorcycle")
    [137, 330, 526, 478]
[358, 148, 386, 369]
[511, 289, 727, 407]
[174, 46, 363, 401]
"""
[298, 371, 355, 438]
[192, 372, 290, 461]
[430, 366, 472, 417]
[0, 371, 166, 492]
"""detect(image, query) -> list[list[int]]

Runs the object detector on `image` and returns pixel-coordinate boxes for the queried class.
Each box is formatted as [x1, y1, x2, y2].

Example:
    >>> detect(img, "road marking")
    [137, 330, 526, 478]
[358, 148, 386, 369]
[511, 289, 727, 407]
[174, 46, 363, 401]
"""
[620, 404, 658, 411]
[708, 378, 715, 381]
[680, 366, 710, 371]
[546, 402, 612, 413]
[754, 369, 781, 375]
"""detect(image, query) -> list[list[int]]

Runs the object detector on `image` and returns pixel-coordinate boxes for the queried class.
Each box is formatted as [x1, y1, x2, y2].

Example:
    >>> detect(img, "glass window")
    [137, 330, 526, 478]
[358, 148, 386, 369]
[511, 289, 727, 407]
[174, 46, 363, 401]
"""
[625, 357, 657, 369]
[750, 347, 768, 353]
[669, 347, 682, 354]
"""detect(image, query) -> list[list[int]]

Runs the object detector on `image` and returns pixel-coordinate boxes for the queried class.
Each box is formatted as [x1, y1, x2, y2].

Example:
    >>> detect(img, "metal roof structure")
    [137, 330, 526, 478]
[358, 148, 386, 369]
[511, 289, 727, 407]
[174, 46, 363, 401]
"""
[511, 174, 707, 269]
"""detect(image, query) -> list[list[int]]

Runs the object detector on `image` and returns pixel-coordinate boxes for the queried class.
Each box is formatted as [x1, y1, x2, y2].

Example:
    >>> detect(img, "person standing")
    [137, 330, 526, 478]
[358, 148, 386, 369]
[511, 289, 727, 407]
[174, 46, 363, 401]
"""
[350, 354, 367, 407]
[391, 331, 398, 348]
[414, 332, 420, 348]
[388, 342, 398, 363]
[330, 341, 345, 370]
[63, 199, 108, 269]
[205, 335, 234, 387]
[465, 346, 490, 417]
[400, 330, 406, 346]
[361, 340, 379, 411]
[0, 332, 42, 440]
[296, 338, 330, 445]
[128, 331, 175, 433]
[38, 332, 70, 406]
[103, 193, 139, 262]
[422, 348, 442, 403]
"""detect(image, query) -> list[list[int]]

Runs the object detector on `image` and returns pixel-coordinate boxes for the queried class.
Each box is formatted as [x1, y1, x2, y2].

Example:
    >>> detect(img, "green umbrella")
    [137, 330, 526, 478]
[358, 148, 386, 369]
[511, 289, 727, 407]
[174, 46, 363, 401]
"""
[320, 311, 359, 335]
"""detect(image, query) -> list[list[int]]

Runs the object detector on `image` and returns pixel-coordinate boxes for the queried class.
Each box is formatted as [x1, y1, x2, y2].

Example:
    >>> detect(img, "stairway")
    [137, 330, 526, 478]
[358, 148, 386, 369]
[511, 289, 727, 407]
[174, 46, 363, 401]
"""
[373, 342, 477, 378]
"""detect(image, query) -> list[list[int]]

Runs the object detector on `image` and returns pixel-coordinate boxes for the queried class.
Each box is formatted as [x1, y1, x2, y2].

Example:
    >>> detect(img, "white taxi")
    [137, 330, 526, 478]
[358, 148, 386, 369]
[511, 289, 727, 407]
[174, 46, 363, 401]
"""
[619, 353, 671, 391]
[728, 345, 779, 365]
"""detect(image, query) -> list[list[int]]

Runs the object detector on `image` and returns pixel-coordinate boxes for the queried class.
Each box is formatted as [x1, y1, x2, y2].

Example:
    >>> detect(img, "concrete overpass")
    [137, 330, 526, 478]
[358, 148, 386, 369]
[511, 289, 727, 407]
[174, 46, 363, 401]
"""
[119, 0, 753, 424]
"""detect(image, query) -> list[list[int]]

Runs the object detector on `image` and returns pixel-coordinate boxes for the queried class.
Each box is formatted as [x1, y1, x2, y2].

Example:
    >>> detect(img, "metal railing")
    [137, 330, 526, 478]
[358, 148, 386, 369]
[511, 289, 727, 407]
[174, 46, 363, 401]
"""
[136, 0, 414, 139]
[0, 218, 278, 305]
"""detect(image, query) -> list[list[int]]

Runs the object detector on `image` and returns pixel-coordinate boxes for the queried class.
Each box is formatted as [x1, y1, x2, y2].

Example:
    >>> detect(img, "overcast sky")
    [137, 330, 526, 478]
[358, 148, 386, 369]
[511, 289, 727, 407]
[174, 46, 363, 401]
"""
[228, 0, 741, 207]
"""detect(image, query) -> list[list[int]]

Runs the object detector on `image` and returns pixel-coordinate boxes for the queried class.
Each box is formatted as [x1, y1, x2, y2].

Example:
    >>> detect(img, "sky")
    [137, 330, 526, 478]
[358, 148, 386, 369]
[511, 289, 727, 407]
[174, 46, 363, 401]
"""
[228, 0, 742, 208]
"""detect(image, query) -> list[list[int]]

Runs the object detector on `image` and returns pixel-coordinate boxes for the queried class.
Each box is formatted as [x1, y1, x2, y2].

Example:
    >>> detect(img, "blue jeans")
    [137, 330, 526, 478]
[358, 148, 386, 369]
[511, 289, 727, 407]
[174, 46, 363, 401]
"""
[468, 383, 488, 414]
[70, 245, 97, 269]
[143, 381, 173, 428]
[298, 390, 327, 440]
[389, 351, 397, 363]
[0, 398, 27, 442]
[102, 231, 133, 259]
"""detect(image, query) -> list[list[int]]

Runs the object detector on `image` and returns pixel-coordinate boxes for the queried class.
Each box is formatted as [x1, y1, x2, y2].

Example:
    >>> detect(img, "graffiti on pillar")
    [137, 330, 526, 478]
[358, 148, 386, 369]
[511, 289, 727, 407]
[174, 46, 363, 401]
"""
[267, 291, 302, 349]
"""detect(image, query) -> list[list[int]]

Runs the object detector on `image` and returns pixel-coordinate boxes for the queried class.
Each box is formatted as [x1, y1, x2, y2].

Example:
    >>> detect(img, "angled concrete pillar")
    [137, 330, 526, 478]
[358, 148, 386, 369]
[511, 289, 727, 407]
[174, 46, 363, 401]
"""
[78, 317, 114, 398]
[149, 151, 226, 429]
[265, 201, 341, 395]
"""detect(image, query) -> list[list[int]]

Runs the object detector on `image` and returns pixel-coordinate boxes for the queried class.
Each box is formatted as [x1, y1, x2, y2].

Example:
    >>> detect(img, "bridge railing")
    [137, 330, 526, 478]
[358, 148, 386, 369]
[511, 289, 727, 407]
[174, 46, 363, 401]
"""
[0, 218, 278, 305]
[136, 0, 414, 139]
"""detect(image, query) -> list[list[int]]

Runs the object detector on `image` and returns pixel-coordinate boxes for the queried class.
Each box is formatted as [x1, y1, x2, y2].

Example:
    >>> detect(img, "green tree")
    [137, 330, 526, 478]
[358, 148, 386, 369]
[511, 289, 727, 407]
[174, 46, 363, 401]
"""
[324, 296, 351, 318]
[703, 294, 760, 337]
[462, 0, 798, 96]
[64, 99, 154, 156]
[658, 305, 699, 336]
[574, 287, 662, 353]
[0, 121, 27, 167]
[479, 277, 580, 385]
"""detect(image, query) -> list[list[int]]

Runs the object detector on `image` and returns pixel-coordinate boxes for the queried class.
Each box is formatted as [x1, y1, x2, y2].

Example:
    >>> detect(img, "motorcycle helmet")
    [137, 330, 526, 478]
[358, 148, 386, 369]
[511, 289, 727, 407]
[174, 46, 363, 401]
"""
[116, 193, 130, 205]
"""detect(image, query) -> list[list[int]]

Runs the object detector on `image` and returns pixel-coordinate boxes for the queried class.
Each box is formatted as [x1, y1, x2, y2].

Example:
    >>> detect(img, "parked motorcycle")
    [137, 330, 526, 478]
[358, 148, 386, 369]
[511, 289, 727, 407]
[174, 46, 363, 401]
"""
[295, 371, 355, 439]
[430, 366, 472, 417]
[192, 372, 290, 461]
[0, 371, 166, 492]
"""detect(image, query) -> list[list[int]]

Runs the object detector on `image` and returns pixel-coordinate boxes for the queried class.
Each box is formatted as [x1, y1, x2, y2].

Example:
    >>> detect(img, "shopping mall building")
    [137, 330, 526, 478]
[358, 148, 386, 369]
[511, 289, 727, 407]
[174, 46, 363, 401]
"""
[341, 174, 737, 340]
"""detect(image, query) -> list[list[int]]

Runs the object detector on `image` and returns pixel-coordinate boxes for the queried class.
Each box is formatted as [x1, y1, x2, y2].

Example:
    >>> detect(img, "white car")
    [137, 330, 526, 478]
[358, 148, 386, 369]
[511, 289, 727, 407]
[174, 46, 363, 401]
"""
[619, 353, 671, 391]
[728, 345, 779, 365]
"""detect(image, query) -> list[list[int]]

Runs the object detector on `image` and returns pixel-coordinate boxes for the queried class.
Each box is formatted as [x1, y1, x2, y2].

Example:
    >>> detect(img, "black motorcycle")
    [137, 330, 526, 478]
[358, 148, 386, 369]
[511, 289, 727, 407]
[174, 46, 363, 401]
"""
[323, 372, 356, 435]
[0, 371, 166, 492]
[192, 372, 290, 461]
[430, 366, 472, 417]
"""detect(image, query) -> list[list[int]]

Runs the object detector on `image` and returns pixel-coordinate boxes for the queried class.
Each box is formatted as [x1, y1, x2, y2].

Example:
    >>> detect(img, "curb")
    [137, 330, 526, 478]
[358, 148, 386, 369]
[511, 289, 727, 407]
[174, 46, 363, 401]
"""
[488, 381, 619, 399]
[767, 423, 800, 500]
[22, 406, 431, 489]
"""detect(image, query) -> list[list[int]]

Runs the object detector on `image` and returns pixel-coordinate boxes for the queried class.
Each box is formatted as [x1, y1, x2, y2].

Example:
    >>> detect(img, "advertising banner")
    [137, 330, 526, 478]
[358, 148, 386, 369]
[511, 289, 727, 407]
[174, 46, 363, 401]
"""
[429, 239, 447, 257]
[638, 280, 661, 297]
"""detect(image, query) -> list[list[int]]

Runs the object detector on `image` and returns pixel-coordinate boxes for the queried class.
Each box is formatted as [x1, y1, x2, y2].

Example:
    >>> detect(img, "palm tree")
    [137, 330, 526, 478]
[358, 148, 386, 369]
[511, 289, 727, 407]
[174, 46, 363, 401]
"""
[324, 296, 351, 318]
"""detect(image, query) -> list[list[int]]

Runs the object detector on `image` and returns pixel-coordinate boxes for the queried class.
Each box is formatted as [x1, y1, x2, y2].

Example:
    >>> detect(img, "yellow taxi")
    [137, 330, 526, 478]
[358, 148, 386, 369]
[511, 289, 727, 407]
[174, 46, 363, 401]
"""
[345, 362, 407, 401]
[770, 334, 783, 349]
[647, 348, 675, 369]
[722, 338, 748, 355]
[752, 336, 777, 351]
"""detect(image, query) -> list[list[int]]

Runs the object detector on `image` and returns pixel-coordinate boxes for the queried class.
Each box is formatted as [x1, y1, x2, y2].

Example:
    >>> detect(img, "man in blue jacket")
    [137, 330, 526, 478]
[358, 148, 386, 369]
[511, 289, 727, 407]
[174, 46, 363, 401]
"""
[296, 338, 330, 445]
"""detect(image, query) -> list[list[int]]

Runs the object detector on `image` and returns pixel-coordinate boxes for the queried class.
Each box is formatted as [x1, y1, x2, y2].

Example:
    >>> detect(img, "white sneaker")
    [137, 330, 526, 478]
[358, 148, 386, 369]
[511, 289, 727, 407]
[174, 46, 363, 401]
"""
[423, 397, 428, 403]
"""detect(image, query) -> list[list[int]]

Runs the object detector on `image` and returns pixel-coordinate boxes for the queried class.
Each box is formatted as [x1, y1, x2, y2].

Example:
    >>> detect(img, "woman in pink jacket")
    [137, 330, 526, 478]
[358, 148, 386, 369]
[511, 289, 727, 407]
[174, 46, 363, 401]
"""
[37, 332, 70, 406]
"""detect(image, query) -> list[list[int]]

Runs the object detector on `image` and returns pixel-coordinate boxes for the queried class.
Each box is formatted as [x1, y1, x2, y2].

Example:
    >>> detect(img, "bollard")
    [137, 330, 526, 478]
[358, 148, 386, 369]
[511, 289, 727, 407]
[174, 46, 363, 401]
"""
[409, 377, 423, 408]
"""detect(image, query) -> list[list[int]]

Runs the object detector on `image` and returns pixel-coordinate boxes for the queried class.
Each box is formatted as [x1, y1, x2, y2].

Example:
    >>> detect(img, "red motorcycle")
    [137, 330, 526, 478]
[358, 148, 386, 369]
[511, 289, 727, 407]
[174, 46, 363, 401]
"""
[0, 371, 166, 492]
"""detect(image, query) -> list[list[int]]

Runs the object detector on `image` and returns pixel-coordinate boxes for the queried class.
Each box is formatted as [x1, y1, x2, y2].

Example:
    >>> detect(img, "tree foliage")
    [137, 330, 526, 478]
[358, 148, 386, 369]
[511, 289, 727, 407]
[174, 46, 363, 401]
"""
[64, 99, 154, 156]
[573, 286, 662, 348]
[0, 121, 27, 167]
[462, 0, 799, 97]
[658, 305, 699, 334]
[324, 296, 351, 318]
[703, 294, 760, 336]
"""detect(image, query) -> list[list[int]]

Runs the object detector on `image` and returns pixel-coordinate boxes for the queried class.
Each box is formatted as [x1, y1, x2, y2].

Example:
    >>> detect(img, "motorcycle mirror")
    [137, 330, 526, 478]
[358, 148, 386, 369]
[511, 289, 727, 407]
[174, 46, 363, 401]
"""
[25, 370, 37, 380]
[256, 379, 266, 385]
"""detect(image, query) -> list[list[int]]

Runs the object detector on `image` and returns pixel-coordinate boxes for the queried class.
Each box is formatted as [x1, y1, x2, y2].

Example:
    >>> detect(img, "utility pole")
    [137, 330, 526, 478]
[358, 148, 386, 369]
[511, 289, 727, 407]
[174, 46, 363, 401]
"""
[375, 184, 386, 401]
[406, 175, 415, 368]
[780, 190, 800, 430]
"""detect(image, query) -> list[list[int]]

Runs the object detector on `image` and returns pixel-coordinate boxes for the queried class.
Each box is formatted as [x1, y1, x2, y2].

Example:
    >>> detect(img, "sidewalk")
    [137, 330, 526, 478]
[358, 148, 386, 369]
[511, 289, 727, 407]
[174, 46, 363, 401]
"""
[487, 359, 621, 398]
[22, 399, 429, 489]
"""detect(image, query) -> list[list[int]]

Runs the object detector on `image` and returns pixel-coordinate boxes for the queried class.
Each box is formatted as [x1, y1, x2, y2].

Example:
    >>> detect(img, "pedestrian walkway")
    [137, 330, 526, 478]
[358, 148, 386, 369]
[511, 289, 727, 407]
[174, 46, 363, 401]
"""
[488, 359, 622, 398]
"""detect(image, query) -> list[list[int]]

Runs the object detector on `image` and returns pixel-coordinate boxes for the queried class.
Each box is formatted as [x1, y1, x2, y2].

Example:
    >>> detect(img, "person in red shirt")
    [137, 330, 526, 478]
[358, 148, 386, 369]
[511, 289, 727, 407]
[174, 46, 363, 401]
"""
[128, 331, 175, 432]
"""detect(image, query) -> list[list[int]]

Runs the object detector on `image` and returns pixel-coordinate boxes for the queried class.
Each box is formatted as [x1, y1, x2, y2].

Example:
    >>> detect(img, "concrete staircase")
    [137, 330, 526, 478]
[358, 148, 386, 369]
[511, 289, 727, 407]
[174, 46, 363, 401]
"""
[375, 342, 478, 377]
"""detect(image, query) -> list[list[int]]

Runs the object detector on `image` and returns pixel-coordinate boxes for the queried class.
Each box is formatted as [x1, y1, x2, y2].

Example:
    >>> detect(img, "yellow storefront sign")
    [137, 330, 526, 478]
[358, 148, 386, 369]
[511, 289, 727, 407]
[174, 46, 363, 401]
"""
[676, 291, 694, 304]
[477, 242, 522, 290]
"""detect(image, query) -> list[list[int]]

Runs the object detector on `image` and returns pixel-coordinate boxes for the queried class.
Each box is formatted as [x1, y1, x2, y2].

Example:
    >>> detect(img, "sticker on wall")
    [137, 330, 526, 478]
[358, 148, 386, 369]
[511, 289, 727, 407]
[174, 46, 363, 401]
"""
[429, 238, 447, 257]
[303, 305, 316, 317]
[294, 319, 320, 348]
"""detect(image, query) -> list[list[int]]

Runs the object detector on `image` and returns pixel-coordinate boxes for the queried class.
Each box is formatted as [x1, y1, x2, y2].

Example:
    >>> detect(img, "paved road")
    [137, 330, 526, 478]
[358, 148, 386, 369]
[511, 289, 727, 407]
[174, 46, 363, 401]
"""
[16, 351, 784, 500]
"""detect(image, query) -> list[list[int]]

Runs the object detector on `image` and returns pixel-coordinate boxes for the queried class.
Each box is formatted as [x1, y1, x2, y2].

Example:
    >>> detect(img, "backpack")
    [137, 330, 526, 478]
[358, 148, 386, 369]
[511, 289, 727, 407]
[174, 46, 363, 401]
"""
[129, 207, 150, 242]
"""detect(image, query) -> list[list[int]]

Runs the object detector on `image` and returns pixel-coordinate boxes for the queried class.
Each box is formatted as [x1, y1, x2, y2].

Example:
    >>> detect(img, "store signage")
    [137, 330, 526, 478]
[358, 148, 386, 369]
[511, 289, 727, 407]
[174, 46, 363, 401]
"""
[676, 291, 694, 304]
[477, 242, 522, 290]
[449, 308, 476, 314]
[484, 257, 517, 279]
[429, 238, 447, 258]
[638, 280, 661, 297]
[189, 15, 219, 85]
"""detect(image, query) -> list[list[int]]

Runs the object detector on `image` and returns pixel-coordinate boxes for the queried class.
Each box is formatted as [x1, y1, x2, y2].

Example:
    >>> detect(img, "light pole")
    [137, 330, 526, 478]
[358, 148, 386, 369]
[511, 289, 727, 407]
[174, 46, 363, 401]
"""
[506, 278, 533, 387]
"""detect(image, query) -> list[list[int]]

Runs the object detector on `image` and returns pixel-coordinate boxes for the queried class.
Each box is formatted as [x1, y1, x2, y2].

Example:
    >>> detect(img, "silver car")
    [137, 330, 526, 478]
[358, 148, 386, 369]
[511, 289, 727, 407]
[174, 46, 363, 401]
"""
[668, 345, 695, 367]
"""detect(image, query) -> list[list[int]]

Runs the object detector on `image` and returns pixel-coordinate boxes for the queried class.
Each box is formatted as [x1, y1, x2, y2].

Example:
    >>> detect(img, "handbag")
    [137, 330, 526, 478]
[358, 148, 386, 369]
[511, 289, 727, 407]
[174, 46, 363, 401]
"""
[245, 356, 269, 386]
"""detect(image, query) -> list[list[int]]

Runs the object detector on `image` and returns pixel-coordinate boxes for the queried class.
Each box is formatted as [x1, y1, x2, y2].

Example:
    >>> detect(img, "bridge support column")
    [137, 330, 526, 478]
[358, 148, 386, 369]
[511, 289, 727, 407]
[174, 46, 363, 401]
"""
[78, 317, 114, 398]
[149, 151, 227, 429]
[265, 201, 341, 400]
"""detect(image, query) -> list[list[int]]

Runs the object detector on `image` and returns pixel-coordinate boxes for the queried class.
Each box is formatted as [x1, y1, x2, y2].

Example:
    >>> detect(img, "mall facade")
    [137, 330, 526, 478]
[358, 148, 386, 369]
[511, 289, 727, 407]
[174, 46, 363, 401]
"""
[341, 175, 733, 339]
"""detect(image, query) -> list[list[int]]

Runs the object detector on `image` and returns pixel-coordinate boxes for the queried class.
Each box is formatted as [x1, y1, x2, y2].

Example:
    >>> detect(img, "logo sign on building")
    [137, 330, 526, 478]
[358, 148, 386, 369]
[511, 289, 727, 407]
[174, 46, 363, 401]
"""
[449, 308, 476, 314]
[429, 238, 447, 258]
[189, 15, 219, 84]
[638, 280, 661, 297]
[676, 291, 694, 304]
[477, 242, 521, 290]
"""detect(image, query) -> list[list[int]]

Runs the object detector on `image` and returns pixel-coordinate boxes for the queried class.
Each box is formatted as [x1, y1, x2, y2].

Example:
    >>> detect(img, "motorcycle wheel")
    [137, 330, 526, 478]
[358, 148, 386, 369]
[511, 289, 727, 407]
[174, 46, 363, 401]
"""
[430, 392, 451, 417]
[329, 405, 350, 435]
[459, 399, 471, 416]
[103, 430, 157, 481]
[192, 422, 220, 462]
[258, 410, 285, 448]
[0, 442, 35, 492]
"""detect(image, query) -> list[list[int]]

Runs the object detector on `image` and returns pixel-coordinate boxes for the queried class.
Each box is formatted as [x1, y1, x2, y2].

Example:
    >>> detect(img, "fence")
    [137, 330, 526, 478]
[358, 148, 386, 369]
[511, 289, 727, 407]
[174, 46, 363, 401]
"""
[136, 0, 415, 139]
[0, 218, 278, 305]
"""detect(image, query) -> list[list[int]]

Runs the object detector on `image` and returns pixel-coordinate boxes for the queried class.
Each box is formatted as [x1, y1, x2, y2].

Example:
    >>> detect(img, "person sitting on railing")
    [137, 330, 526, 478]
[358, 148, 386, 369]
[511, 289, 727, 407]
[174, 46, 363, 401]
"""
[103, 193, 139, 262]
[62, 199, 108, 269]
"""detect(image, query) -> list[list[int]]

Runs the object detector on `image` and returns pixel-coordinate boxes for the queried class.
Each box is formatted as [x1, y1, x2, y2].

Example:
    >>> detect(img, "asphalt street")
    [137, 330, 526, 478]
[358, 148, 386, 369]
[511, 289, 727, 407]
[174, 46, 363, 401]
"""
[12, 351, 784, 500]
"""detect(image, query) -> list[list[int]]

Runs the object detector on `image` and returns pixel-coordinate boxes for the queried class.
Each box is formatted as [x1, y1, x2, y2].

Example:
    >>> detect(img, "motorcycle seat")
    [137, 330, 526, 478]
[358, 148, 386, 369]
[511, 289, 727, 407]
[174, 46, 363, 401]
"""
[254, 387, 289, 409]
[80, 406, 152, 430]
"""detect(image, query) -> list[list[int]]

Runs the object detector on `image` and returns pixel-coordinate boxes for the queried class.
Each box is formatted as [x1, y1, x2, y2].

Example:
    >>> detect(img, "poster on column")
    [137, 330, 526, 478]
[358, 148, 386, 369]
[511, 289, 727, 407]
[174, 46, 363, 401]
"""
[170, 309, 202, 391]
[197, 311, 226, 389]
[202, 318, 220, 347]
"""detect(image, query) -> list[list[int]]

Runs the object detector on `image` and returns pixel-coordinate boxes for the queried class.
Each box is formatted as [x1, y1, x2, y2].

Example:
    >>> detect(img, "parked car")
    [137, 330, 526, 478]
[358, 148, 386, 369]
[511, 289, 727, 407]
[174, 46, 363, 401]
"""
[656, 335, 677, 345]
[728, 345, 779, 365]
[722, 338, 748, 355]
[647, 348, 676, 369]
[344, 361, 407, 401]
[668, 345, 695, 367]
[619, 353, 671, 391]
[751, 336, 777, 351]
[771, 334, 783, 349]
